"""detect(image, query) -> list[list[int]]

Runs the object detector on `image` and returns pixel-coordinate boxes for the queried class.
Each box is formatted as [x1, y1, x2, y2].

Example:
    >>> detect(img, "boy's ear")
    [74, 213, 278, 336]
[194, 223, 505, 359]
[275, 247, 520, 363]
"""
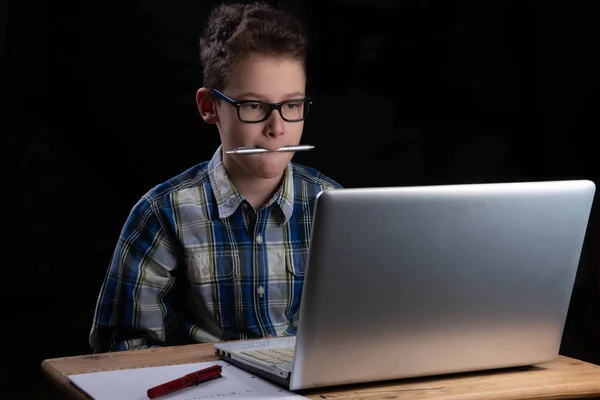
[196, 88, 218, 124]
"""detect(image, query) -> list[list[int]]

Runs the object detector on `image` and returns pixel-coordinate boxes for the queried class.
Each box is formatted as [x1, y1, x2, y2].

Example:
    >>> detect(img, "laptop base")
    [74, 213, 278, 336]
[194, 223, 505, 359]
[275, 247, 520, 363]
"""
[215, 351, 292, 388]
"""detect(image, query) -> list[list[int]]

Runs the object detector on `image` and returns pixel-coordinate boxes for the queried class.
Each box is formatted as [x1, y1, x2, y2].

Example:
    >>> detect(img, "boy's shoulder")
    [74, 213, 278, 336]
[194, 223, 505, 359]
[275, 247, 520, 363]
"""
[291, 162, 343, 190]
[141, 161, 212, 205]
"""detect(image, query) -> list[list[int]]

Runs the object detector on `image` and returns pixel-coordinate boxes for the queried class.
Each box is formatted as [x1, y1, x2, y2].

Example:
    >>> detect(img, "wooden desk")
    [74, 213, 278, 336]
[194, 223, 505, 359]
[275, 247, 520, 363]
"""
[41, 343, 600, 400]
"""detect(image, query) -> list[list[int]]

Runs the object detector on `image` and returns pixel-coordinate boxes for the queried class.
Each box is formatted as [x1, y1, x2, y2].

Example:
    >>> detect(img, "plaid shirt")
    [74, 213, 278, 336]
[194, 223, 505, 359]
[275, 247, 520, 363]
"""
[89, 146, 341, 352]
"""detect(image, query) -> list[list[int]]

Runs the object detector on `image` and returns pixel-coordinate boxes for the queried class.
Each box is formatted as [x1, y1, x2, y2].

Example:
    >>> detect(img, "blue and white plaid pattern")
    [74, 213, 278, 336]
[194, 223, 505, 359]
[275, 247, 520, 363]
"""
[89, 146, 341, 352]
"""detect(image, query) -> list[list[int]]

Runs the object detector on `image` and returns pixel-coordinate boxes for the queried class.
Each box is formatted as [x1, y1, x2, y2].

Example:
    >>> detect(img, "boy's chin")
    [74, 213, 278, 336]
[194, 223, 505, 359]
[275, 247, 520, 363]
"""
[251, 165, 288, 180]
[247, 159, 291, 180]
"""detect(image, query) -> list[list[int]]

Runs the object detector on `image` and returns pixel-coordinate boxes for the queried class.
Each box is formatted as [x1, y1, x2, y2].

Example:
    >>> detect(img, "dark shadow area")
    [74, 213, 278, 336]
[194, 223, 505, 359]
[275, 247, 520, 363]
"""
[3, 0, 599, 397]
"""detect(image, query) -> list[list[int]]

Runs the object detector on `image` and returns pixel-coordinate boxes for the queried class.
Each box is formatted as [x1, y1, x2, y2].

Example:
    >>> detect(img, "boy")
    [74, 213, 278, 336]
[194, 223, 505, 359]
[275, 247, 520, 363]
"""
[89, 1, 342, 352]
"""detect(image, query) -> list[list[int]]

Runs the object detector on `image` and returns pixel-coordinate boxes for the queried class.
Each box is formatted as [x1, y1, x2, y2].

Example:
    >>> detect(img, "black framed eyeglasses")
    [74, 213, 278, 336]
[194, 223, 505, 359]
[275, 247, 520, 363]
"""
[210, 88, 312, 123]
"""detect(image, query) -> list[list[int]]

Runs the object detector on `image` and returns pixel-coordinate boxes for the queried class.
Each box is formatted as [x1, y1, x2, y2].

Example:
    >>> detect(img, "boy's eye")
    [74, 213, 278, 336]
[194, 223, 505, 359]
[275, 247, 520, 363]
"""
[285, 101, 302, 110]
[241, 102, 265, 111]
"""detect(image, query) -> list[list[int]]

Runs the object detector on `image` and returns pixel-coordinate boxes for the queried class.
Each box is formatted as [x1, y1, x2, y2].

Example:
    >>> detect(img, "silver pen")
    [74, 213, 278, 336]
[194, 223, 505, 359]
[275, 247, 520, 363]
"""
[224, 145, 315, 155]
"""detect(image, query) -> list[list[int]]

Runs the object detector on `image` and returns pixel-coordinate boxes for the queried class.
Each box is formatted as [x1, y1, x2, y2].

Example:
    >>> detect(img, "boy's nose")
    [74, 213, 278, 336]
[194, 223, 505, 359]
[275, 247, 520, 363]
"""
[265, 110, 285, 137]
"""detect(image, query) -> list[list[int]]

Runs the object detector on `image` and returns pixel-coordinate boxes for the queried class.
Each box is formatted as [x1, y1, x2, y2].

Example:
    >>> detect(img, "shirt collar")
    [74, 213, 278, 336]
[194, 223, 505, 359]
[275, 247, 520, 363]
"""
[208, 145, 295, 222]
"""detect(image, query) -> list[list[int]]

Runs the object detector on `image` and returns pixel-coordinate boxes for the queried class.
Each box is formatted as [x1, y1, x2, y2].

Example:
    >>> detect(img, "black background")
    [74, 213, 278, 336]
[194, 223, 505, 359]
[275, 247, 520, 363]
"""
[2, 0, 599, 397]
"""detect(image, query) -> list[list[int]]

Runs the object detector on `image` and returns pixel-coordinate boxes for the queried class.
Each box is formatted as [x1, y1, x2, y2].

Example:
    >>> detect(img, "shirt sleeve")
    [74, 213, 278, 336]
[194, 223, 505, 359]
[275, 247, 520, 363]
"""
[89, 196, 180, 352]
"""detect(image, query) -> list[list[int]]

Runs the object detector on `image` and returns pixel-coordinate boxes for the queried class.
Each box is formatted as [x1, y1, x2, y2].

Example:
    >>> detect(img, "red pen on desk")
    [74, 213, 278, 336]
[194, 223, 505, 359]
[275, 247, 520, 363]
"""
[147, 364, 222, 399]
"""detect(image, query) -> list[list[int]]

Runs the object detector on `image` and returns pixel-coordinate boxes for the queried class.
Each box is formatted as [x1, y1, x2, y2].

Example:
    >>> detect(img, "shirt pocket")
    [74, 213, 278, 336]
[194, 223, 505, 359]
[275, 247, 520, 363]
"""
[185, 250, 237, 285]
[184, 250, 239, 328]
[285, 246, 309, 277]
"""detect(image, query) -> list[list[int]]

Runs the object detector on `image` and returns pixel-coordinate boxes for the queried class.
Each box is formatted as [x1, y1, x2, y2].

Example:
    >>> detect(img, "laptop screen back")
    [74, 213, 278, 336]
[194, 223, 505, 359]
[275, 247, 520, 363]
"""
[290, 180, 595, 390]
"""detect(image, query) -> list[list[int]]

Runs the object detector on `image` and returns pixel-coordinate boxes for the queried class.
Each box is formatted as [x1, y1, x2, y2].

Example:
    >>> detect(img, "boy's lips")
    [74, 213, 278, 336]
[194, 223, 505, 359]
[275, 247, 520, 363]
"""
[255, 145, 293, 152]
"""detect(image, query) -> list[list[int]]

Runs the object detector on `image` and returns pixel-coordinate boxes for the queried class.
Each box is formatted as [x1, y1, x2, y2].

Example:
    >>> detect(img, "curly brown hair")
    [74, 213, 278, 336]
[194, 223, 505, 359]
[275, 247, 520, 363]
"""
[199, 2, 308, 92]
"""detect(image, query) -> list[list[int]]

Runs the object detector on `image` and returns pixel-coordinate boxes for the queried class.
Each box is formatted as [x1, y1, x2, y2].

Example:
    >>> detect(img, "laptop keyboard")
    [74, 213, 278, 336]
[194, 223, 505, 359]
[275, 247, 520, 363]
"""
[241, 346, 295, 364]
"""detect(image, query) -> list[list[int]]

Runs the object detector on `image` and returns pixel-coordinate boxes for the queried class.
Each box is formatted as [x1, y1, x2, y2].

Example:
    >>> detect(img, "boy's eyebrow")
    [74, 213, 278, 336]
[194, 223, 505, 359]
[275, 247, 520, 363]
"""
[234, 91, 306, 100]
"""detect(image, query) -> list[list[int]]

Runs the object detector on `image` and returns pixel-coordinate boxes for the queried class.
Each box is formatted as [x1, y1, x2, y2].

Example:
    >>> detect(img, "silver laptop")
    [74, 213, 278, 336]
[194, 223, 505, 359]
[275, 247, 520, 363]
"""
[214, 179, 595, 391]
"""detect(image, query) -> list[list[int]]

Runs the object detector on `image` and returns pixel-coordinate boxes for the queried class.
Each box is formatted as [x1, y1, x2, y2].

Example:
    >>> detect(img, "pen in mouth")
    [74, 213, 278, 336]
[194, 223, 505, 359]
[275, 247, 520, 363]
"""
[224, 145, 314, 155]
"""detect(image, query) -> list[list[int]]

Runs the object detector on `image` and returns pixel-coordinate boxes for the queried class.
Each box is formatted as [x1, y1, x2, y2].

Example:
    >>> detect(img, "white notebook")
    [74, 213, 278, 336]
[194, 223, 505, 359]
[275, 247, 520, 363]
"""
[68, 360, 308, 400]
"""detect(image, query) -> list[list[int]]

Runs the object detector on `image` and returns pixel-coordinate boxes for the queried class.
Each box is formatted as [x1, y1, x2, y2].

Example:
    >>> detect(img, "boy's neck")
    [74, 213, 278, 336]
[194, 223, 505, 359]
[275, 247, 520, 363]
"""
[233, 175, 284, 210]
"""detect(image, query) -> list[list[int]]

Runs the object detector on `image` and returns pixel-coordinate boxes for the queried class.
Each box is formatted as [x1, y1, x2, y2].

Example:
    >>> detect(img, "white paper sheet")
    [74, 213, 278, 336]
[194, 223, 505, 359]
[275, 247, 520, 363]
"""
[68, 360, 307, 400]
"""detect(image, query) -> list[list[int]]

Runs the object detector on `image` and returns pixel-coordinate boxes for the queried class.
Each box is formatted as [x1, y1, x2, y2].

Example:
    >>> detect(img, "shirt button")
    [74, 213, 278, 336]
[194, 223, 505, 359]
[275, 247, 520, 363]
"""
[256, 234, 263, 244]
[201, 267, 209, 275]
[257, 286, 265, 295]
